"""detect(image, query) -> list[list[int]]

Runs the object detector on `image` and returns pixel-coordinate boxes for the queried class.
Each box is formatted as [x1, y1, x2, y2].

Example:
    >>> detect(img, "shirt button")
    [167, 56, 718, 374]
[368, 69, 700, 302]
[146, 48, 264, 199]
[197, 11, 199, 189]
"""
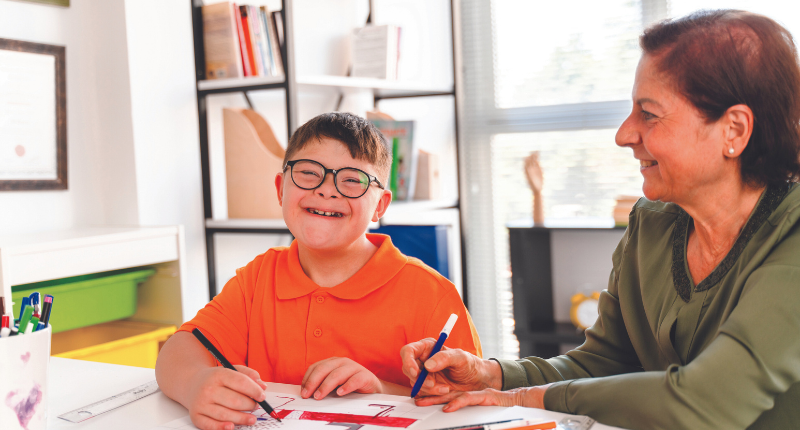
[314, 328, 322, 337]
[316, 296, 325, 304]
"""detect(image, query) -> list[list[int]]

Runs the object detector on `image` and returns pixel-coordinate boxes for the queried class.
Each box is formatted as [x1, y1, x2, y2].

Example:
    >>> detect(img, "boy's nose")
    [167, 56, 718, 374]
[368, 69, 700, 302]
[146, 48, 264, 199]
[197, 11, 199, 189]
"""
[316, 173, 340, 198]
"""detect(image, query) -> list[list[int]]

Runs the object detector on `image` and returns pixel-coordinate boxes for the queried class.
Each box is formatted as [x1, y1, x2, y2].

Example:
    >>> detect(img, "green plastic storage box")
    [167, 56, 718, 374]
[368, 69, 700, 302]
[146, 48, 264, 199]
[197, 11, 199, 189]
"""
[11, 268, 156, 333]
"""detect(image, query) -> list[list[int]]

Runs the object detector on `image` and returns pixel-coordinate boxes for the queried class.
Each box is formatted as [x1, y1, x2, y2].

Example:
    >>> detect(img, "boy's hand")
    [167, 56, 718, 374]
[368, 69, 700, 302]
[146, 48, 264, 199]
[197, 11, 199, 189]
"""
[301, 357, 383, 399]
[184, 365, 268, 430]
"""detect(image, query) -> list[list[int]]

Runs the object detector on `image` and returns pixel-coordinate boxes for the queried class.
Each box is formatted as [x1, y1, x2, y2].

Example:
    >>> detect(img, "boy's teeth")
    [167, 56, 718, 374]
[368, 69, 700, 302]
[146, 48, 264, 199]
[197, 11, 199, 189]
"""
[308, 208, 342, 217]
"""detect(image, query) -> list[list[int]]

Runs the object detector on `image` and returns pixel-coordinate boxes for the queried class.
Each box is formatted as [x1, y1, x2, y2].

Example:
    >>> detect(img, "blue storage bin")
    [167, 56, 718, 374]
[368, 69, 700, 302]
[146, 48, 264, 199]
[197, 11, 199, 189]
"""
[370, 225, 449, 279]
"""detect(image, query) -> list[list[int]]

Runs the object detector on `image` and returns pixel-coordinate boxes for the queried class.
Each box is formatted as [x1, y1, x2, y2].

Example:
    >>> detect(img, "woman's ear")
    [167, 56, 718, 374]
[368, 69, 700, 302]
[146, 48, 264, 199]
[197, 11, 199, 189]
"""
[372, 189, 393, 222]
[274, 172, 284, 206]
[723, 104, 754, 157]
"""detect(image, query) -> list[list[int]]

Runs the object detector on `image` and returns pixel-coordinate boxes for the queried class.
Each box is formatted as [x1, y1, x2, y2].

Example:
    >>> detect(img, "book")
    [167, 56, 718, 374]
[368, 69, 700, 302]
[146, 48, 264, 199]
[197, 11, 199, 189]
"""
[271, 10, 284, 51]
[263, 6, 284, 76]
[239, 6, 257, 76]
[351, 25, 401, 80]
[371, 120, 416, 200]
[233, 2, 251, 77]
[201, 1, 243, 79]
[414, 150, 440, 201]
[246, 5, 265, 76]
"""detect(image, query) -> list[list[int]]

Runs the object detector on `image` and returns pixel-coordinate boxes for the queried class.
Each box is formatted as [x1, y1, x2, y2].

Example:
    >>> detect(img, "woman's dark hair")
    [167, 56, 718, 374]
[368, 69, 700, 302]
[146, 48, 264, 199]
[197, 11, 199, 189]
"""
[641, 9, 800, 187]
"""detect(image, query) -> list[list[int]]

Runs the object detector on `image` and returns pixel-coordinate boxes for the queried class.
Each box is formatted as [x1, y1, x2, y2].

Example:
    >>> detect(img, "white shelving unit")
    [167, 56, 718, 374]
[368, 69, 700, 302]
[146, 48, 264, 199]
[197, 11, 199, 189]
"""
[191, 0, 463, 297]
[0, 227, 187, 328]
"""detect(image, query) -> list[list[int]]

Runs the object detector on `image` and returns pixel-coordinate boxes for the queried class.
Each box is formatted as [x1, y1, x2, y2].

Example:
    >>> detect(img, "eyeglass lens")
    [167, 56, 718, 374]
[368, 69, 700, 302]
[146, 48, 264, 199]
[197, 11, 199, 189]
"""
[291, 160, 370, 197]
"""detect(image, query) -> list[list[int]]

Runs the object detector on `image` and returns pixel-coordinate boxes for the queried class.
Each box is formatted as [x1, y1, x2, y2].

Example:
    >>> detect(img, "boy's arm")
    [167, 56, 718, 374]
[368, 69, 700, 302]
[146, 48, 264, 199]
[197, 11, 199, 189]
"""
[156, 331, 268, 430]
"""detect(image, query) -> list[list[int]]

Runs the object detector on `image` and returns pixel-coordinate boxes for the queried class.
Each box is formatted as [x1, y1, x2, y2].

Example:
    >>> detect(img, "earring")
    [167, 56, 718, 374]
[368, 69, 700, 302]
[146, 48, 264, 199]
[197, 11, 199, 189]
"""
[728, 148, 735, 154]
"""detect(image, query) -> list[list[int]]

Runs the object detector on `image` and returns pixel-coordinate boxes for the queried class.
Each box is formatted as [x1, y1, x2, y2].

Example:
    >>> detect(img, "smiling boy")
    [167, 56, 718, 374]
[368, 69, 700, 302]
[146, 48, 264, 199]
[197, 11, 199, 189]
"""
[156, 112, 481, 430]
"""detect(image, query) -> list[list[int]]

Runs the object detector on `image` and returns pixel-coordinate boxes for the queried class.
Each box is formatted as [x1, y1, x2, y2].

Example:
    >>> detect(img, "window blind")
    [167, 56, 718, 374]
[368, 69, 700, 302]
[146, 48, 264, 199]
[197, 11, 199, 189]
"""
[458, 0, 664, 359]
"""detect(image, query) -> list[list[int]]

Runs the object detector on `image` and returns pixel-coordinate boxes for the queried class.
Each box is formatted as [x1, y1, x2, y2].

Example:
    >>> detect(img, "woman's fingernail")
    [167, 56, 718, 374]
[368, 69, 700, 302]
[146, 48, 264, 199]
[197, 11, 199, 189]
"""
[425, 359, 436, 369]
[438, 386, 448, 394]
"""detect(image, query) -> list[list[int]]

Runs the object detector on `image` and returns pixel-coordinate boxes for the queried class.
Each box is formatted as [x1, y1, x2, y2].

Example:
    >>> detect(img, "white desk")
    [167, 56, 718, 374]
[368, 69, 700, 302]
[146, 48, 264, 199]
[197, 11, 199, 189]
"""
[48, 358, 623, 430]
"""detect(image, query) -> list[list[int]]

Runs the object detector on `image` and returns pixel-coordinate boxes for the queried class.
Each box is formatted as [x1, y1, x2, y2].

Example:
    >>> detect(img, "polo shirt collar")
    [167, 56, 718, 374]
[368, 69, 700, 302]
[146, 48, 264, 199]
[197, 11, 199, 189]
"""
[275, 234, 407, 300]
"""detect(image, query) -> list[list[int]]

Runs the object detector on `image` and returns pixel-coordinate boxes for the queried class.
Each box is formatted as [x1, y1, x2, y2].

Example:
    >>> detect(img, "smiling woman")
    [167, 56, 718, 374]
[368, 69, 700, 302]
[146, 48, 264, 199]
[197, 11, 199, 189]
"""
[401, 9, 800, 430]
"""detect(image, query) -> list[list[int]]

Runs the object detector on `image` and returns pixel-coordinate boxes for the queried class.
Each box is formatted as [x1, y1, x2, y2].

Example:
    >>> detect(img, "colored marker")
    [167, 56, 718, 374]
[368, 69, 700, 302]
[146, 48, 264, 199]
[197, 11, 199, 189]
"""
[18, 306, 34, 335]
[0, 296, 6, 316]
[25, 316, 39, 334]
[431, 419, 522, 430]
[410, 313, 459, 398]
[18, 297, 30, 323]
[191, 328, 281, 422]
[29, 292, 41, 318]
[41, 295, 54, 328]
[0, 315, 10, 338]
[488, 420, 557, 430]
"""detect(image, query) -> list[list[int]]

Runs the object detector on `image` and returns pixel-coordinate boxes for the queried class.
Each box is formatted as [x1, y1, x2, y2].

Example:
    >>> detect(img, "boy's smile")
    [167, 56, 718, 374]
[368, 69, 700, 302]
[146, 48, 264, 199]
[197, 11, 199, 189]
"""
[275, 137, 392, 254]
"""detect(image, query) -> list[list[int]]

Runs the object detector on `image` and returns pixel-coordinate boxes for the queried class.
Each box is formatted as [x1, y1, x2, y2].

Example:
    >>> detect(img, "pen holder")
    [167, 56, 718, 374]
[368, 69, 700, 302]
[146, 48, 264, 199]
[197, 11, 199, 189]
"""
[0, 326, 51, 430]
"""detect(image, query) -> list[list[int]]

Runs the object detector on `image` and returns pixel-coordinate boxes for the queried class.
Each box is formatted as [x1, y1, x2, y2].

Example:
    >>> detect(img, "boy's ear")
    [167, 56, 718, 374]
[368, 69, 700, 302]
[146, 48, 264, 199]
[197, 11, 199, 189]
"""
[274, 172, 284, 206]
[372, 189, 393, 222]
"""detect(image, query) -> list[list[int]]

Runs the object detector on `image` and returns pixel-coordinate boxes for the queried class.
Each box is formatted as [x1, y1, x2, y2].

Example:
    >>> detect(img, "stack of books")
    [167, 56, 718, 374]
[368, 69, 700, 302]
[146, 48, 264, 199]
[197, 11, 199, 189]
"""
[201, 2, 284, 80]
[351, 25, 401, 80]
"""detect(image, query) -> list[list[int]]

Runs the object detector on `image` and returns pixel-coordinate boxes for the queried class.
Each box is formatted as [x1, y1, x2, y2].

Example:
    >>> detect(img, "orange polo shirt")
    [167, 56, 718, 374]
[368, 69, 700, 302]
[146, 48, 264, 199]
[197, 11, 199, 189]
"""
[178, 234, 482, 387]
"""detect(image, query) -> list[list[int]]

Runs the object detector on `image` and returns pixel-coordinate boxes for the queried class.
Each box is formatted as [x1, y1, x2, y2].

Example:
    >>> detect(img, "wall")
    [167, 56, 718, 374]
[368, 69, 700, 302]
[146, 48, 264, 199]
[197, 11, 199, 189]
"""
[0, 0, 209, 321]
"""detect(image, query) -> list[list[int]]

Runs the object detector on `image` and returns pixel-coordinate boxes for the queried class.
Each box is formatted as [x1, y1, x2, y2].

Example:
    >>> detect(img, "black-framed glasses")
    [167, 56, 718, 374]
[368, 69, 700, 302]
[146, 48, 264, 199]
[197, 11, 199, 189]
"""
[283, 159, 385, 198]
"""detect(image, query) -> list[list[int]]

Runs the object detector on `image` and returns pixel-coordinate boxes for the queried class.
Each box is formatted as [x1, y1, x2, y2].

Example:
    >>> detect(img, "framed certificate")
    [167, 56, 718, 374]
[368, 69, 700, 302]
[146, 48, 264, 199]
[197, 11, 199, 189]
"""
[0, 38, 67, 190]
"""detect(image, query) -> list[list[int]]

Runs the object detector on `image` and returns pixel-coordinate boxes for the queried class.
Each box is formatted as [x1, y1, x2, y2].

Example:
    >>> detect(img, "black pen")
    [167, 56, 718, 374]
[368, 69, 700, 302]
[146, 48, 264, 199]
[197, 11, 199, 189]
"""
[191, 328, 281, 422]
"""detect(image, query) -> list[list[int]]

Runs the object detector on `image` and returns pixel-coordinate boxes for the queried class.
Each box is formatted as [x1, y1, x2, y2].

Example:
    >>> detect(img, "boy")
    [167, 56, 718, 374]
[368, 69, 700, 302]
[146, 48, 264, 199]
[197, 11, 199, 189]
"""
[156, 112, 481, 430]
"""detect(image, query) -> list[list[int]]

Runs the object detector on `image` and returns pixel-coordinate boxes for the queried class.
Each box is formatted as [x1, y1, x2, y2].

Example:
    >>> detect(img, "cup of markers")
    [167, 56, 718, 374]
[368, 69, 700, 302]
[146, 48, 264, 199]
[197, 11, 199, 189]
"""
[0, 292, 55, 430]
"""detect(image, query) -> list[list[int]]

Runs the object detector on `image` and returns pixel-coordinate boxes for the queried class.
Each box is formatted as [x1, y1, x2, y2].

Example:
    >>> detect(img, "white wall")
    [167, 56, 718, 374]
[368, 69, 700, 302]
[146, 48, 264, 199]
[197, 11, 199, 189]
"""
[0, 0, 209, 321]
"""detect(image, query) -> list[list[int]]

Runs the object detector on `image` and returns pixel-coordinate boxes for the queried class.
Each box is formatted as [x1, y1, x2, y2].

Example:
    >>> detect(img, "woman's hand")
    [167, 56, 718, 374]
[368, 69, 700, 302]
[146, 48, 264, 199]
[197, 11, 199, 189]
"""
[419, 384, 553, 413]
[301, 357, 408, 399]
[400, 338, 503, 398]
[183, 365, 268, 430]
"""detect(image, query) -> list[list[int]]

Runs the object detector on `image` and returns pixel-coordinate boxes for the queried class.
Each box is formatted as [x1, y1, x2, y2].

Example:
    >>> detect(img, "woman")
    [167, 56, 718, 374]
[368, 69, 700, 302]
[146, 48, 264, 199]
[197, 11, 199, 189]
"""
[400, 10, 800, 430]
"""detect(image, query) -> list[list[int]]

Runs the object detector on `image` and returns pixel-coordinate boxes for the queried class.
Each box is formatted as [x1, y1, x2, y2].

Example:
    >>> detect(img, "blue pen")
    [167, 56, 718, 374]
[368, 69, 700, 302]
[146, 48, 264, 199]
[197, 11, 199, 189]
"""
[411, 313, 459, 398]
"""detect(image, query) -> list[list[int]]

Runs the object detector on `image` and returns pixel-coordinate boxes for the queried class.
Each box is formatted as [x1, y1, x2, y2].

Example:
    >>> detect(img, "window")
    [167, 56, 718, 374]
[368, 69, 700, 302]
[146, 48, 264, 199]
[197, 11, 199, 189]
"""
[459, 0, 800, 358]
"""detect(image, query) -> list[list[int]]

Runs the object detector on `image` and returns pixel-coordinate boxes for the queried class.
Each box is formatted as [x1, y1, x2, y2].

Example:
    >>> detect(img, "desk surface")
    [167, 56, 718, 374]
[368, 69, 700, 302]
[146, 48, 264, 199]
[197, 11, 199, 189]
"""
[48, 358, 623, 430]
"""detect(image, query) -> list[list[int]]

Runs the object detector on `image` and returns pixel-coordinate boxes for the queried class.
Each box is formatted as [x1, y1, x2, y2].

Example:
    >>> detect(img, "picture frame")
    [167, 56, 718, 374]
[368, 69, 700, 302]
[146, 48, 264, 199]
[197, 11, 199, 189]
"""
[0, 38, 67, 191]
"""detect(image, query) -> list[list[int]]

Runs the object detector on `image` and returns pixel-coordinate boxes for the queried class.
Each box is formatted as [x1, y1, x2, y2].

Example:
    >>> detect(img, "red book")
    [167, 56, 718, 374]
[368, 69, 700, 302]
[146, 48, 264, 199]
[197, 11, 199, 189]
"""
[232, 2, 251, 77]
[239, 6, 257, 77]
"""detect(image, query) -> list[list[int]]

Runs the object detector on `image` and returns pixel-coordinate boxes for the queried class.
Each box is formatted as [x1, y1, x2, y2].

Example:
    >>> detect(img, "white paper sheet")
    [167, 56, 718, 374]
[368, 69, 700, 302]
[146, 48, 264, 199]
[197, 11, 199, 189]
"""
[0, 49, 57, 180]
[149, 390, 438, 430]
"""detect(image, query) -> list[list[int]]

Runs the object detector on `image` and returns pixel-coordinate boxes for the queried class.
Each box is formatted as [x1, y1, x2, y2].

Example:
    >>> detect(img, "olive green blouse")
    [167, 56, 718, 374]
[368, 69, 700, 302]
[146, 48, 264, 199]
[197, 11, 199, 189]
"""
[497, 184, 800, 430]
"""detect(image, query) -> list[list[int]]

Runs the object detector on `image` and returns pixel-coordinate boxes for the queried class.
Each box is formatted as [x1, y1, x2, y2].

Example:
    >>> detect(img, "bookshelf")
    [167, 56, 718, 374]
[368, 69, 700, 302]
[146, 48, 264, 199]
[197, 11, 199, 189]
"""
[190, 0, 464, 299]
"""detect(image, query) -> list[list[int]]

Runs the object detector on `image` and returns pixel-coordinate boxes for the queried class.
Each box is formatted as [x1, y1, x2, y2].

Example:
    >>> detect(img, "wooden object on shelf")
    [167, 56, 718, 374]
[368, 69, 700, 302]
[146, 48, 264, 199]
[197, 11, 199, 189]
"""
[223, 108, 285, 219]
[414, 150, 440, 200]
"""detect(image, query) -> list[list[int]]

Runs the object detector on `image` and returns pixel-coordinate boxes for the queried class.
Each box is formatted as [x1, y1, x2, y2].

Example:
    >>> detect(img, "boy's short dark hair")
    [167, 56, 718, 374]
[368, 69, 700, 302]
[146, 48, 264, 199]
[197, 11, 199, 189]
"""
[284, 112, 392, 184]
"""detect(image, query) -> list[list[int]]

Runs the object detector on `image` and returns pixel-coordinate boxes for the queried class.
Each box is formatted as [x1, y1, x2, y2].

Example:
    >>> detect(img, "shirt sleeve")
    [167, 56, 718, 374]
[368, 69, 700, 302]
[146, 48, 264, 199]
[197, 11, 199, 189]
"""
[177, 259, 260, 366]
[427, 285, 483, 359]
[497, 226, 642, 389]
[510, 264, 800, 430]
